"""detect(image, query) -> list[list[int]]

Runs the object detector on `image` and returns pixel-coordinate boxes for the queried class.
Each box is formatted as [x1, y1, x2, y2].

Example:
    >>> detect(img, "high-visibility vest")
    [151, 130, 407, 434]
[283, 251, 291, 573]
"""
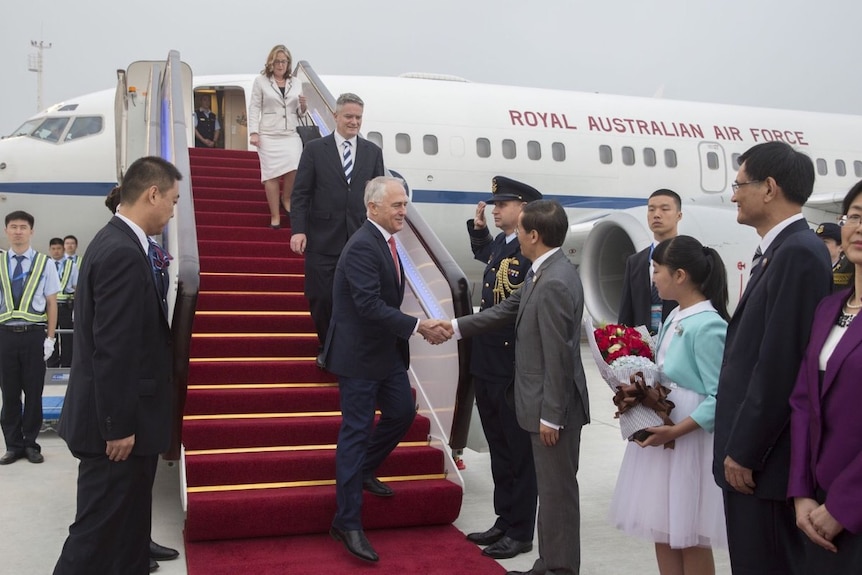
[56, 259, 74, 302]
[0, 251, 49, 323]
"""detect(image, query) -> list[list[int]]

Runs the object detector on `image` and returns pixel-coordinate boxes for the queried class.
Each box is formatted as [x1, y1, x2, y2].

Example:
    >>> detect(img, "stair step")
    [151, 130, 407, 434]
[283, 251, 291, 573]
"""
[182, 413, 431, 451]
[197, 239, 299, 259]
[190, 333, 319, 358]
[185, 385, 338, 415]
[192, 311, 314, 334]
[200, 272, 305, 292]
[185, 479, 462, 541]
[188, 359, 330, 385]
[199, 255, 304, 274]
[184, 444, 443, 487]
[197, 291, 308, 312]
[191, 166, 261, 180]
[195, 211, 290, 229]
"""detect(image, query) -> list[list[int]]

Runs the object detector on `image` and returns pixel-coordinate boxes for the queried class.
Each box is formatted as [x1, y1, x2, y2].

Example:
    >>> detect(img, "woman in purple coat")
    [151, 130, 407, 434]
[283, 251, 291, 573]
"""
[789, 179, 862, 573]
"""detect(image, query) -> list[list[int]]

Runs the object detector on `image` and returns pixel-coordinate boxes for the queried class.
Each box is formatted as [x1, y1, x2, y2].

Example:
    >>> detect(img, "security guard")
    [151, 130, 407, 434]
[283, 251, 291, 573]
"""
[47, 237, 77, 368]
[0, 211, 60, 465]
[464, 176, 541, 559]
[816, 221, 854, 292]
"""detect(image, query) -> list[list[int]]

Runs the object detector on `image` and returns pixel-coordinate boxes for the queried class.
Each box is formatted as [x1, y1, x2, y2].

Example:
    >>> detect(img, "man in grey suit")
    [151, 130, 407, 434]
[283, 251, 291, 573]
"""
[446, 199, 590, 575]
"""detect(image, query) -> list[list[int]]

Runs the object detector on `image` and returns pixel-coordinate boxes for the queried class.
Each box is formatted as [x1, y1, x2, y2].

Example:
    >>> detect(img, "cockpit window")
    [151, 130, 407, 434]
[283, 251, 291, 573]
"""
[65, 116, 103, 141]
[9, 119, 42, 138]
[16, 117, 71, 142]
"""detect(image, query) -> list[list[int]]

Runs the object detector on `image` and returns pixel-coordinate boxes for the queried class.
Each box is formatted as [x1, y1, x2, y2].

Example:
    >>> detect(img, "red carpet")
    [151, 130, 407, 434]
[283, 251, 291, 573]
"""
[183, 147, 463, 556]
[184, 525, 506, 575]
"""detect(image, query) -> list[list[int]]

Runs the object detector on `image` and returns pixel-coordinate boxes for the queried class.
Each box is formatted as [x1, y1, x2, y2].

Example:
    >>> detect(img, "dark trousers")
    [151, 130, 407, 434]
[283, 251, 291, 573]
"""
[530, 425, 582, 575]
[333, 366, 416, 531]
[47, 302, 73, 368]
[304, 252, 338, 347]
[54, 451, 158, 575]
[0, 328, 46, 452]
[474, 376, 537, 541]
[723, 490, 805, 574]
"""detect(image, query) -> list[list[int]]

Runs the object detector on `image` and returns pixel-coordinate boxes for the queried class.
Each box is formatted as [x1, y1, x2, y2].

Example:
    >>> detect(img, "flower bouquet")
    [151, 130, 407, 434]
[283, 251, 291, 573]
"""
[584, 317, 675, 445]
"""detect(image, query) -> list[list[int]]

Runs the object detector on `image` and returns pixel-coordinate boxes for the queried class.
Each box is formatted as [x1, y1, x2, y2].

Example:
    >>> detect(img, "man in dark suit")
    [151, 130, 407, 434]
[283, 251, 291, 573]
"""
[463, 176, 540, 560]
[712, 142, 832, 575]
[290, 92, 386, 366]
[324, 176, 449, 563]
[448, 200, 590, 575]
[54, 156, 181, 575]
[618, 188, 681, 333]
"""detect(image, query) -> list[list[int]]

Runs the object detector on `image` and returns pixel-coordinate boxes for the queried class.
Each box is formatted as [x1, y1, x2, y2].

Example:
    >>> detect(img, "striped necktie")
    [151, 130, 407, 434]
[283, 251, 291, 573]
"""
[751, 246, 763, 275]
[342, 141, 353, 184]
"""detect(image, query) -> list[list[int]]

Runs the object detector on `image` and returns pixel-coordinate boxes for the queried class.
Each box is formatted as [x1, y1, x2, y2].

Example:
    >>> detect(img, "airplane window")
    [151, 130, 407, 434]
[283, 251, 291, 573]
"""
[836, 159, 847, 177]
[477, 138, 491, 158]
[9, 119, 42, 138]
[706, 152, 719, 170]
[731, 153, 741, 169]
[367, 131, 383, 149]
[643, 148, 656, 167]
[502, 139, 516, 160]
[552, 142, 566, 162]
[599, 145, 613, 165]
[527, 141, 541, 161]
[32, 117, 70, 143]
[855, 161, 862, 178]
[816, 158, 827, 176]
[423, 135, 438, 156]
[664, 149, 678, 168]
[395, 133, 411, 154]
[65, 116, 103, 141]
[622, 146, 635, 166]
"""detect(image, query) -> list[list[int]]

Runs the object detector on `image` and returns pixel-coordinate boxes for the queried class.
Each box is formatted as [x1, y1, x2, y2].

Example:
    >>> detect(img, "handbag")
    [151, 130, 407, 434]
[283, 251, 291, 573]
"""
[296, 111, 321, 147]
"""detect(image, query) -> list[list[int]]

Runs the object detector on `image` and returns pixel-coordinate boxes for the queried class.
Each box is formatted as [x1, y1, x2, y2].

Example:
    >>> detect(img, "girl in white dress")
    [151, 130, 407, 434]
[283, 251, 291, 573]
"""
[610, 235, 729, 575]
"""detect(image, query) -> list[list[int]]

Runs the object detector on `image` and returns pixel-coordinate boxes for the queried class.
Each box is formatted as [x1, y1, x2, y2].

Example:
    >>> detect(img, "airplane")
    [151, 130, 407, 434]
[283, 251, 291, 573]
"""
[0, 64, 857, 323]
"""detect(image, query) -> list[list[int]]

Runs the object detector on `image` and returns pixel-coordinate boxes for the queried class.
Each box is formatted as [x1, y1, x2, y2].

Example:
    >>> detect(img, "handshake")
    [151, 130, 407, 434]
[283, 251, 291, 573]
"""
[418, 319, 455, 345]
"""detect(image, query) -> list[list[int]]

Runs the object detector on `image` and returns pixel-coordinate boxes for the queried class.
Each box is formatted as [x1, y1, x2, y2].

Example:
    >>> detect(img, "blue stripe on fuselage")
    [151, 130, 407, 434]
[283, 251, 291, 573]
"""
[0, 182, 116, 197]
[0, 182, 647, 209]
[411, 189, 647, 209]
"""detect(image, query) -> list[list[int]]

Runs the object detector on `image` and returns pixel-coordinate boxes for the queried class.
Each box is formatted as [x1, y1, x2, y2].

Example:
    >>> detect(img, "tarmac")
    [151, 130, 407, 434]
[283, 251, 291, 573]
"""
[1, 343, 731, 574]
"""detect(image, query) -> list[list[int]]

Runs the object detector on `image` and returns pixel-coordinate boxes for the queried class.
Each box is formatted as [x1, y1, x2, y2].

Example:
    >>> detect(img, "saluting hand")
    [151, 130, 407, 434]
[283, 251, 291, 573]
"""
[474, 202, 487, 230]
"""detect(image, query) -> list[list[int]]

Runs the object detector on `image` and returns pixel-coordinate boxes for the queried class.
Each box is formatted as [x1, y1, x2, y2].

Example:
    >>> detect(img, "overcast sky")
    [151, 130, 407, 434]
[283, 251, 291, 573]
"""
[1, 0, 860, 135]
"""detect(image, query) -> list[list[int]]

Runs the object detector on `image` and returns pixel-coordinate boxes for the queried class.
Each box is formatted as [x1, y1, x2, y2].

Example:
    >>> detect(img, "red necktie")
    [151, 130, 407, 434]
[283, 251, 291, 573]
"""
[388, 237, 400, 283]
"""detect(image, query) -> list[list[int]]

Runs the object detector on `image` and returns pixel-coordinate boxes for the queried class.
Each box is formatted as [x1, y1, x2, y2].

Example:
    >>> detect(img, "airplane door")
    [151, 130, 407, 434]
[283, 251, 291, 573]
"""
[222, 88, 247, 151]
[697, 141, 726, 194]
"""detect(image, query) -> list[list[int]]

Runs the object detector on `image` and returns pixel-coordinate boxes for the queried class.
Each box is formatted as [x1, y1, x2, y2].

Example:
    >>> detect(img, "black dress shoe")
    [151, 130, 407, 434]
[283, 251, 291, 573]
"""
[482, 535, 533, 559]
[0, 450, 24, 465]
[149, 558, 159, 572]
[362, 477, 394, 497]
[466, 526, 504, 545]
[149, 540, 179, 560]
[24, 447, 44, 464]
[329, 526, 379, 562]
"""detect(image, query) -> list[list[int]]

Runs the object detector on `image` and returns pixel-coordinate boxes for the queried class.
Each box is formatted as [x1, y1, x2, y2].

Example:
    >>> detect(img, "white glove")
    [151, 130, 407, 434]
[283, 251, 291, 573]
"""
[43, 338, 55, 361]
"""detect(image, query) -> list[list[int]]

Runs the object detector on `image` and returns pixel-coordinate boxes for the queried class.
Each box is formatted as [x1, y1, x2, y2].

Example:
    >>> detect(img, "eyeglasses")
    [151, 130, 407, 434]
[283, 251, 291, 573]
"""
[731, 180, 763, 192]
[273, 59, 289, 65]
[838, 214, 862, 227]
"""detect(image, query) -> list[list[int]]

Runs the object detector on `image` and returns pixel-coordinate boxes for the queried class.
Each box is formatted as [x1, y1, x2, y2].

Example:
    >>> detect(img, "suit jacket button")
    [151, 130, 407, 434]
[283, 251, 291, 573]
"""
[484, 282, 490, 287]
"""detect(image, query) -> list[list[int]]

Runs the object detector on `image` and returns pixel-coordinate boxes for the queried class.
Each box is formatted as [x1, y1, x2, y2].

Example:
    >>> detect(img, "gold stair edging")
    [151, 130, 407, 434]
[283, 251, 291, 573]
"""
[184, 410, 350, 421]
[192, 333, 316, 339]
[201, 290, 303, 296]
[189, 356, 316, 363]
[185, 440, 428, 456]
[201, 272, 305, 279]
[195, 311, 309, 316]
[187, 473, 446, 494]
[188, 382, 338, 390]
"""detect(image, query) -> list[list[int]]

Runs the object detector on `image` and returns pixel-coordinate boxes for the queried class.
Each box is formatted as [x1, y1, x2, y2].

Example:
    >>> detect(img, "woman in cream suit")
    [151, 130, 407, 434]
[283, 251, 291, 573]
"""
[249, 44, 306, 228]
[610, 235, 730, 575]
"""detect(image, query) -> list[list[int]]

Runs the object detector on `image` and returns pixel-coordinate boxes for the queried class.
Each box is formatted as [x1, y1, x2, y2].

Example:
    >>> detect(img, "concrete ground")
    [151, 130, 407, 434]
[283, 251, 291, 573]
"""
[1, 344, 730, 574]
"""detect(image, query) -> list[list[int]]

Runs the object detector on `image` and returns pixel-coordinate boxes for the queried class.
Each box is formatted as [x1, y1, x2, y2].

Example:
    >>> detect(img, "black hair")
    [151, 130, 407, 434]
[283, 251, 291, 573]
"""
[105, 186, 121, 214]
[738, 142, 814, 206]
[521, 199, 567, 248]
[5, 210, 34, 228]
[649, 188, 682, 211]
[49, 237, 64, 247]
[119, 156, 182, 206]
[841, 179, 862, 215]
[652, 235, 730, 321]
[63, 234, 78, 244]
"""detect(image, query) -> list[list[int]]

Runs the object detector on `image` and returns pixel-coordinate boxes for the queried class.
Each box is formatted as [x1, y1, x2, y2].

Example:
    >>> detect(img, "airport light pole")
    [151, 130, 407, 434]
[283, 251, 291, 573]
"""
[28, 40, 52, 112]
